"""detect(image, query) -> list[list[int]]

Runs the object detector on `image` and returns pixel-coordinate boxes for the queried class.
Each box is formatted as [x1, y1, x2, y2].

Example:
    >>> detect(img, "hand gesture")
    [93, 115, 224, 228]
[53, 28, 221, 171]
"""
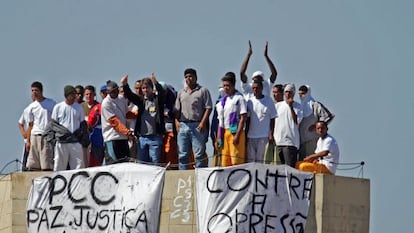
[264, 41, 269, 57]
[120, 75, 128, 86]
[247, 40, 253, 56]
[150, 72, 158, 84]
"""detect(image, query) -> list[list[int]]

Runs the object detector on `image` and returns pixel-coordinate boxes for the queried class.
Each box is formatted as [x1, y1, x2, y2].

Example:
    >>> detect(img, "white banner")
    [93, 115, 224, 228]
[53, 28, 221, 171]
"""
[196, 163, 314, 233]
[26, 163, 165, 233]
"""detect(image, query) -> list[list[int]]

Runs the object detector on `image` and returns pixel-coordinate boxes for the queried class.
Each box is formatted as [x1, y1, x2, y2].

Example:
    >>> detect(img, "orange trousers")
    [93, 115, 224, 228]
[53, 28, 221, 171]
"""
[295, 161, 333, 175]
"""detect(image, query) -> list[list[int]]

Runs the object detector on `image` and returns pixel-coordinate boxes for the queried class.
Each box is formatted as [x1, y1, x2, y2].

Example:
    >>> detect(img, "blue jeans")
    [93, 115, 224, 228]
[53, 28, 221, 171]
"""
[177, 122, 208, 170]
[137, 135, 163, 164]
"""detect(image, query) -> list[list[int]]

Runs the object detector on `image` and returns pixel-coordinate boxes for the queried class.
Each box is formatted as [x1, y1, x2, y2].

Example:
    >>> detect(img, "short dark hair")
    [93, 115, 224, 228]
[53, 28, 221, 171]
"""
[298, 85, 308, 93]
[224, 71, 236, 79]
[141, 77, 154, 89]
[184, 68, 197, 78]
[221, 74, 236, 86]
[31, 81, 43, 92]
[273, 84, 284, 92]
[84, 85, 95, 93]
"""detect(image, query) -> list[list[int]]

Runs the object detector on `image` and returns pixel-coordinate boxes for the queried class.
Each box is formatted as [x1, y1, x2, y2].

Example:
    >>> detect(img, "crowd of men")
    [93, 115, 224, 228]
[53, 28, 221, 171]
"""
[17, 41, 340, 175]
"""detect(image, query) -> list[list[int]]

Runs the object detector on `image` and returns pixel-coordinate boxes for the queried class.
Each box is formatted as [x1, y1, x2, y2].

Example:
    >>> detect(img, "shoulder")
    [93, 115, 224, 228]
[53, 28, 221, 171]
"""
[45, 98, 56, 105]
[293, 101, 302, 109]
[322, 134, 336, 144]
[199, 86, 211, 94]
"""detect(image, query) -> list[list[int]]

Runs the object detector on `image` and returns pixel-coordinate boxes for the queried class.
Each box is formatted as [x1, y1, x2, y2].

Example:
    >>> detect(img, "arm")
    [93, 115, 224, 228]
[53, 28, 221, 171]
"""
[198, 108, 212, 133]
[240, 40, 252, 84]
[121, 75, 141, 106]
[286, 99, 299, 125]
[264, 41, 277, 83]
[108, 115, 133, 136]
[25, 122, 33, 152]
[304, 150, 329, 163]
[233, 113, 247, 145]
[269, 118, 275, 142]
[18, 123, 27, 139]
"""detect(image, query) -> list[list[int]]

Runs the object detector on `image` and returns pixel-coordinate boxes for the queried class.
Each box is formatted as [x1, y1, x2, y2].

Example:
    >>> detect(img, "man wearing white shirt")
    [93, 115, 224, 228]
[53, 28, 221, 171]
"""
[296, 121, 340, 174]
[52, 85, 87, 171]
[246, 80, 277, 162]
[273, 83, 303, 168]
[26, 81, 56, 171]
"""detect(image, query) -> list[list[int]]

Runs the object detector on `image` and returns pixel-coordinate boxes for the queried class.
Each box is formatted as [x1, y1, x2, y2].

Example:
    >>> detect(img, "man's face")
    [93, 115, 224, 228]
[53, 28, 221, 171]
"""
[84, 89, 96, 104]
[184, 73, 197, 87]
[272, 87, 283, 102]
[141, 83, 153, 98]
[109, 89, 119, 99]
[252, 83, 263, 97]
[315, 122, 328, 137]
[66, 92, 76, 105]
[134, 81, 142, 96]
[222, 81, 234, 95]
[298, 90, 307, 100]
[31, 87, 42, 100]
[284, 90, 294, 100]
[75, 88, 84, 103]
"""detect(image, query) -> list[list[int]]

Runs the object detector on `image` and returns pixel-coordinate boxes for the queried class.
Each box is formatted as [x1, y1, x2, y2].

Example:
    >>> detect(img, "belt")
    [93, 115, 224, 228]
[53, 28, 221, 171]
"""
[181, 120, 199, 123]
[34, 134, 42, 136]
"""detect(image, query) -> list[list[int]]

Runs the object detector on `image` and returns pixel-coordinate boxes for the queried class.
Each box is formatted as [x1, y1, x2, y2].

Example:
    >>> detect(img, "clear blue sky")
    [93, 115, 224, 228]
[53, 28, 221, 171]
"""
[1, 1, 412, 232]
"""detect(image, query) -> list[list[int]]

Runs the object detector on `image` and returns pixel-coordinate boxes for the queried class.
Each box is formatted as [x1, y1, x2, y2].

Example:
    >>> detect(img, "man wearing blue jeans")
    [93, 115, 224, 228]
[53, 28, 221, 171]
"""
[121, 74, 165, 165]
[174, 68, 212, 170]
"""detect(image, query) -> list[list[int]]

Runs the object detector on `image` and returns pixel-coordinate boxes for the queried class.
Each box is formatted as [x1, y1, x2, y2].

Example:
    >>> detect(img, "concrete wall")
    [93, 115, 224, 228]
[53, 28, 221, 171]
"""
[0, 170, 370, 233]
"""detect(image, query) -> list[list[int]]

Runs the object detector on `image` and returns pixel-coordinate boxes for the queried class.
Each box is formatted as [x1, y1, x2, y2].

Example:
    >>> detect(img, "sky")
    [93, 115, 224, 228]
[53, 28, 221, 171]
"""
[0, 0, 412, 232]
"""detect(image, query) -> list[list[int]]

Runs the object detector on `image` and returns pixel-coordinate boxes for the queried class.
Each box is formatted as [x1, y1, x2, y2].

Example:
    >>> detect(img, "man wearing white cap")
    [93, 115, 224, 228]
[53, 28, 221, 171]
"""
[273, 83, 303, 168]
[240, 40, 277, 100]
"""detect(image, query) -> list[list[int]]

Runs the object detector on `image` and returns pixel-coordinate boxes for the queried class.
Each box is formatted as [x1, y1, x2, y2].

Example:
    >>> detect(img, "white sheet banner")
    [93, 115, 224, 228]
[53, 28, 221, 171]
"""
[196, 163, 314, 233]
[26, 163, 165, 233]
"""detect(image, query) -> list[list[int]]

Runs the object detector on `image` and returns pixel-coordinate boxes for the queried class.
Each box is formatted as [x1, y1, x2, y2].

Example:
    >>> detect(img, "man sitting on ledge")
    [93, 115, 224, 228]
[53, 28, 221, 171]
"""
[296, 121, 340, 174]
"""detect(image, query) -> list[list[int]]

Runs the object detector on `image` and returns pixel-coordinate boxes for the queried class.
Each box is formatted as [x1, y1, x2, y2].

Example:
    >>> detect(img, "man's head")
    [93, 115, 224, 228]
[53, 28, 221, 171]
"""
[31, 81, 44, 100]
[106, 80, 119, 99]
[75, 85, 84, 103]
[221, 73, 236, 96]
[99, 84, 107, 100]
[298, 85, 310, 100]
[184, 68, 198, 88]
[272, 84, 284, 102]
[64, 85, 77, 105]
[252, 80, 263, 98]
[284, 83, 296, 100]
[84, 85, 96, 105]
[315, 121, 328, 138]
[141, 77, 154, 98]
[134, 80, 143, 96]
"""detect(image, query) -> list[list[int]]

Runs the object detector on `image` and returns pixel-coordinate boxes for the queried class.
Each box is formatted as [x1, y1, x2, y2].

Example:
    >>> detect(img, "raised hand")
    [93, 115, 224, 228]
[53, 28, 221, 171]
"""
[248, 40, 253, 56]
[150, 72, 158, 84]
[120, 75, 128, 86]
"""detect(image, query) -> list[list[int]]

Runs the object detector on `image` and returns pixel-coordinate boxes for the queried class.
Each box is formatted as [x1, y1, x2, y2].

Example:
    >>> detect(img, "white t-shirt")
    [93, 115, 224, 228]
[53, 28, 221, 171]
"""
[101, 95, 129, 142]
[247, 95, 277, 138]
[274, 101, 303, 149]
[19, 104, 32, 142]
[28, 98, 56, 135]
[19, 105, 31, 128]
[52, 102, 84, 133]
[216, 92, 247, 129]
[316, 134, 340, 174]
